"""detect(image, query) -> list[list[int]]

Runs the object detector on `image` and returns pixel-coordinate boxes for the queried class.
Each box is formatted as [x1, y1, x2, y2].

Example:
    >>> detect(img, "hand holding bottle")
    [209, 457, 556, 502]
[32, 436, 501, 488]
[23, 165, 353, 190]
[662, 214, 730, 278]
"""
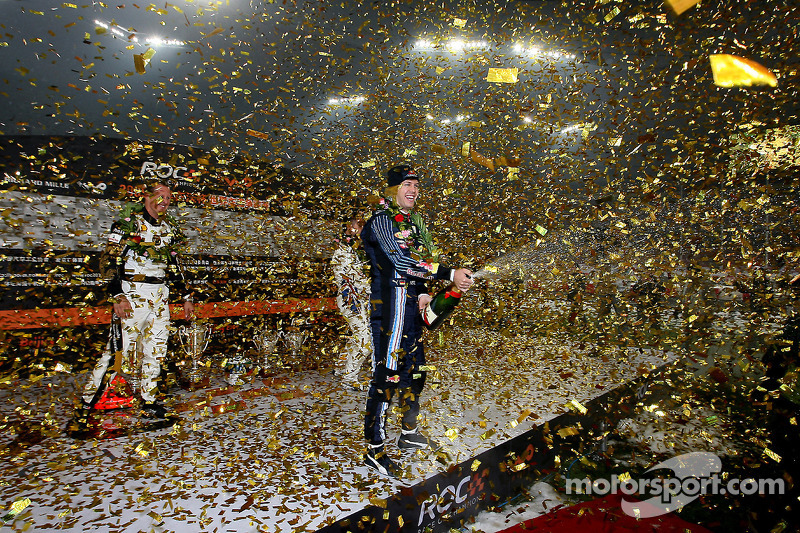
[453, 268, 474, 293]
[418, 293, 433, 313]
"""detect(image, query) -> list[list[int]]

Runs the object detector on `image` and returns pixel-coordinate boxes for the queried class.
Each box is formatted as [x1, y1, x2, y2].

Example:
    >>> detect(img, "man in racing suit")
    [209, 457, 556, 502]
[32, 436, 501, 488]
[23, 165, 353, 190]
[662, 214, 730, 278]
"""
[76, 181, 194, 421]
[331, 217, 372, 390]
[361, 165, 473, 476]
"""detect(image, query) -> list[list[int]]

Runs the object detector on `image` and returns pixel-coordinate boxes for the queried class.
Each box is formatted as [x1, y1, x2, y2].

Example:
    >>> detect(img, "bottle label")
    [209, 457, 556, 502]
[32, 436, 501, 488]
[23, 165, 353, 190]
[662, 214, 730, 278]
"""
[423, 303, 438, 325]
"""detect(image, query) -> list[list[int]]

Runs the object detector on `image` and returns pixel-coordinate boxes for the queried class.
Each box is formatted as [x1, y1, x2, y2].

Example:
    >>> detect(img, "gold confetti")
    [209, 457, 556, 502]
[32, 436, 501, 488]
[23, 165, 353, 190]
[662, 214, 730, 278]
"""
[567, 399, 587, 414]
[557, 426, 579, 437]
[486, 68, 519, 83]
[709, 54, 778, 88]
[369, 498, 387, 508]
[764, 448, 782, 462]
[664, 0, 699, 15]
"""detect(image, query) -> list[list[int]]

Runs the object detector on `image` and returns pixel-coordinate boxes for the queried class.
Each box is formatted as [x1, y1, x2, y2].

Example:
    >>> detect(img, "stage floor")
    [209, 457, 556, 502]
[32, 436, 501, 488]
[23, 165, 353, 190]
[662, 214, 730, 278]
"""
[0, 326, 677, 532]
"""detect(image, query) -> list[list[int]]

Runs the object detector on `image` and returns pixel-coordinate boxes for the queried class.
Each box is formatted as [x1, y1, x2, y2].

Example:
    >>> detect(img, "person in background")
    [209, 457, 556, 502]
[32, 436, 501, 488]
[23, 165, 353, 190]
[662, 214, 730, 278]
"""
[360, 164, 473, 477]
[74, 180, 194, 424]
[331, 216, 372, 390]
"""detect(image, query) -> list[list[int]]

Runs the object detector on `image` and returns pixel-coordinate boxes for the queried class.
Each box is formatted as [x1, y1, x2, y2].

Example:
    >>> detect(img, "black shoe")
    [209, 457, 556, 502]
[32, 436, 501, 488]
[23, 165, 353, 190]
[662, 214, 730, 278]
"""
[364, 445, 400, 477]
[141, 401, 168, 419]
[71, 401, 92, 427]
[398, 429, 439, 450]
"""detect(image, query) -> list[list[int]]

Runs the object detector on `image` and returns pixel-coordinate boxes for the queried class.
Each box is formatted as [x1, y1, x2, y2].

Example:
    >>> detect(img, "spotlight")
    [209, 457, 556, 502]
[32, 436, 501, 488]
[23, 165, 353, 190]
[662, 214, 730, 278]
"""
[448, 39, 466, 51]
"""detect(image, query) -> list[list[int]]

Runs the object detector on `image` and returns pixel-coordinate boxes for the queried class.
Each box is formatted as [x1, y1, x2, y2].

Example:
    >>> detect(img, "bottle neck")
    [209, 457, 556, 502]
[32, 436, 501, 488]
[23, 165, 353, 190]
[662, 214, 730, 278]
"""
[446, 286, 462, 298]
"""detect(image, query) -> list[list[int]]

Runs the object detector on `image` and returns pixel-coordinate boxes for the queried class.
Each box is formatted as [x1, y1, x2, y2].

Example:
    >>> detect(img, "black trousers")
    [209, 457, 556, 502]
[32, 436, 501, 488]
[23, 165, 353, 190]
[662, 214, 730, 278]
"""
[364, 289, 427, 445]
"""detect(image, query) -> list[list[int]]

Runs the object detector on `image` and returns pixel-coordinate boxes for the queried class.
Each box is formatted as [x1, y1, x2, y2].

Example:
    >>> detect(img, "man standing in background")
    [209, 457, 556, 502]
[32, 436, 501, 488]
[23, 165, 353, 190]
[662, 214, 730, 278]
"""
[331, 216, 372, 390]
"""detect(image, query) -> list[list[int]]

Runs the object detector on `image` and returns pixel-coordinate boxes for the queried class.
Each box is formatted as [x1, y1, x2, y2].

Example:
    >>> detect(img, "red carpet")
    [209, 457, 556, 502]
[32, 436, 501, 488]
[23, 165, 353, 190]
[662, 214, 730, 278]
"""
[499, 493, 713, 533]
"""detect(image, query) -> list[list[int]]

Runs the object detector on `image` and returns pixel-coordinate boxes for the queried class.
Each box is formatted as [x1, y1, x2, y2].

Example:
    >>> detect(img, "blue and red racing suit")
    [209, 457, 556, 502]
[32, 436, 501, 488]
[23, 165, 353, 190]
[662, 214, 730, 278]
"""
[361, 206, 454, 445]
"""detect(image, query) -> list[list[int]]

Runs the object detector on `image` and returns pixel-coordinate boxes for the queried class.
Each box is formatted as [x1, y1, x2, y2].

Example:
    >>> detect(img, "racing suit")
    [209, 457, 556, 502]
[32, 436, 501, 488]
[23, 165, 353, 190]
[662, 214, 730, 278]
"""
[82, 203, 189, 404]
[361, 206, 454, 445]
[331, 241, 372, 386]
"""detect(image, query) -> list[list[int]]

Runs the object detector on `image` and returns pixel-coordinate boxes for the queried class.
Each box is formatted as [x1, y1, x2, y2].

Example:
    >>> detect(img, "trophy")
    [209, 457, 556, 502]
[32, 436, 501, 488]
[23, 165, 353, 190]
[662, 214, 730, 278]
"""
[284, 319, 307, 357]
[253, 328, 282, 373]
[224, 353, 252, 386]
[177, 321, 212, 389]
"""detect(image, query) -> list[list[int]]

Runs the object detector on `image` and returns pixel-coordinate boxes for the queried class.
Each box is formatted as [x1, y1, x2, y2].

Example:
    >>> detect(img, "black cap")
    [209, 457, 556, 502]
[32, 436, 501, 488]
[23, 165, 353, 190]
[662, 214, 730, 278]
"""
[387, 165, 419, 187]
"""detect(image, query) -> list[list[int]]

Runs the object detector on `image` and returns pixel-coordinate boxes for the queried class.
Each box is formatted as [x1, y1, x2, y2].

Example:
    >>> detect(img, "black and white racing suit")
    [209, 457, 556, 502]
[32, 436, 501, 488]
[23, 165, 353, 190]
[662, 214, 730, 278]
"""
[82, 206, 188, 404]
[331, 241, 372, 384]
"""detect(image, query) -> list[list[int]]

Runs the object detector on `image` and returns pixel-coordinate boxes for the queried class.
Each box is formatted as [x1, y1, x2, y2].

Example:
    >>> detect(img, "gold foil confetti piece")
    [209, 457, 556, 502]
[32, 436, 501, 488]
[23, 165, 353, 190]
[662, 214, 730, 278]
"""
[204, 27, 226, 39]
[134, 442, 150, 457]
[5, 498, 32, 518]
[557, 426, 579, 437]
[369, 498, 386, 508]
[452, 18, 467, 28]
[604, 6, 621, 22]
[517, 409, 533, 423]
[471, 459, 481, 471]
[486, 68, 519, 84]
[709, 54, 778, 88]
[664, 0, 699, 15]
[764, 448, 782, 462]
[246, 129, 270, 140]
[133, 54, 147, 75]
[568, 399, 587, 414]
[445, 427, 459, 441]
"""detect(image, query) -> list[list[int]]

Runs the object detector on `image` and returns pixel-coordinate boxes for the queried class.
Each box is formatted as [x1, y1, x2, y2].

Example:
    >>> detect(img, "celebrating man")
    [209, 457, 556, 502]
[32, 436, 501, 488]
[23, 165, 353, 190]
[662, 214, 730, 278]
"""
[361, 164, 473, 476]
[75, 181, 194, 423]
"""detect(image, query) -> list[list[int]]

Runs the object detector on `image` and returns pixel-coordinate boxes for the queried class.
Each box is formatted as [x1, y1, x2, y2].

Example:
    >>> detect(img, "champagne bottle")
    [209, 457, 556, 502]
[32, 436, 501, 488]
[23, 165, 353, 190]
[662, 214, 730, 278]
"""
[422, 284, 463, 330]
